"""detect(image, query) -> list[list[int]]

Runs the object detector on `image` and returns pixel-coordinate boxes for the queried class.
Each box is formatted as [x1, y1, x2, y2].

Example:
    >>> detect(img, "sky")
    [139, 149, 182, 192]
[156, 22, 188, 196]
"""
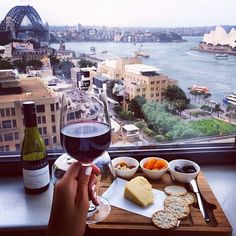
[0, 0, 236, 27]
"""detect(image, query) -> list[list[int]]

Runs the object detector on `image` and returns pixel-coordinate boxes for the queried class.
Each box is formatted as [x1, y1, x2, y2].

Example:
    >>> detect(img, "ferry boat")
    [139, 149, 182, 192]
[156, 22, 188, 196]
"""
[215, 54, 228, 60]
[190, 85, 210, 94]
[223, 93, 236, 105]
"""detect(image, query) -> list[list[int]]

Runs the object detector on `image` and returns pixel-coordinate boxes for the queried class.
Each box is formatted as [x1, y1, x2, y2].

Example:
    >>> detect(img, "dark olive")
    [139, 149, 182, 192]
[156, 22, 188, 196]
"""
[182, 165, 197, 173]
[174, 165, 197, 173]
[174, 166, 185, 173]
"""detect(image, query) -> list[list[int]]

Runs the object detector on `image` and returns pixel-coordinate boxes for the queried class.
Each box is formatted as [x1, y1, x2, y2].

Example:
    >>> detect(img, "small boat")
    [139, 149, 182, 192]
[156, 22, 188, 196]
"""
[135, 49, 150, 58]
[215, 54, 228, 60]
[223, 93, 236, 105]
[101, 50, 108, 53]
[90, 47, 96, 54]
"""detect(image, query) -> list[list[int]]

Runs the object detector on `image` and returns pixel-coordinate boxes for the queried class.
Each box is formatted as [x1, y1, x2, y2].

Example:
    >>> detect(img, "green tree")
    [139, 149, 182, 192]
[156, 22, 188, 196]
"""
[49, 55, 60, 75]
[129, 95, 146, 119]
[226, 104, 236, 122]
[213, 103, 223, 118]
[0, 59, 13, 69]
[78, 59, 96, 68]
[58, 60, 75, 79]
[50, 55, 60, 66]
[13, 60, 25, 73]
[114, 104, 123, 115]
[26, 59, 43, 69]
[165, 85, 190, 115]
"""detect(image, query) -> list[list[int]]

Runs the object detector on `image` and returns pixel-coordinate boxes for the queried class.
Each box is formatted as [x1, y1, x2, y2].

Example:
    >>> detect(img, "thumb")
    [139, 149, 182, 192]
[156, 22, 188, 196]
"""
[75, 165, 92, 208]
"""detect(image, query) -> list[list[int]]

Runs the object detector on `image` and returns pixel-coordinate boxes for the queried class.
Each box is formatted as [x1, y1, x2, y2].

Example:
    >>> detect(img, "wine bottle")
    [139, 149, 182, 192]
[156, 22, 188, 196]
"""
[21, 101, 50, 194]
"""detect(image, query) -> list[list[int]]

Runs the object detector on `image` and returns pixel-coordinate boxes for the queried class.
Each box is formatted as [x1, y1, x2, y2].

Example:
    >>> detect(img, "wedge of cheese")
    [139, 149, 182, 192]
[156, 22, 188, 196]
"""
[124, 176, 154, 207]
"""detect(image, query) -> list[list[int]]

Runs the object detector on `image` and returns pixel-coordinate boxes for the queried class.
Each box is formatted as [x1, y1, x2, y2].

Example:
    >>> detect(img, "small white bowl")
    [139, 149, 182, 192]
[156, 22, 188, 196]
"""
[112, 157, 139, 179]
[140, 157, 169, 180]
[168, 159, 200, 183]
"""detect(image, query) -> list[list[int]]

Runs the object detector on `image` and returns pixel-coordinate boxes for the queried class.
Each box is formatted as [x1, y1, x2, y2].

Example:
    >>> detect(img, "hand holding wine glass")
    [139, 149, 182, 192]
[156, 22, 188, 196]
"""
[59, 88, 112, 224]
[48, 162, 100, 236]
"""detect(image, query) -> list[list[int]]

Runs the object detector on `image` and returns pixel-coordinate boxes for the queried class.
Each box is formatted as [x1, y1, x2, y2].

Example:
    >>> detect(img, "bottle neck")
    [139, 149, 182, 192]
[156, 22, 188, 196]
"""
[24, 113, 37, 128]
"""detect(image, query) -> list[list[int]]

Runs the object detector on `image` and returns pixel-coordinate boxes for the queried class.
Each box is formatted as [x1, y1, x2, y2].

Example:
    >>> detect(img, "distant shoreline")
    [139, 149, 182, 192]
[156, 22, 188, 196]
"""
[50, 39, 187, 44]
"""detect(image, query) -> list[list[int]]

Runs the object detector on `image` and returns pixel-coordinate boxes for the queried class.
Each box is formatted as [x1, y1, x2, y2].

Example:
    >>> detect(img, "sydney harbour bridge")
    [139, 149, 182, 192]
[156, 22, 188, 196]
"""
[0, 5, 49, 45]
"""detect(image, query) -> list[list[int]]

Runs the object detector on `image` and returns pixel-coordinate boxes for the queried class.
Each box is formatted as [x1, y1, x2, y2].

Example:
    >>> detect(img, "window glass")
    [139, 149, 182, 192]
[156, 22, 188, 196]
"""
[38, 127, 42, 135]
[15, 143, 20, 151]
[53, 136, 57, 144]
[42, 116, 46, 123]
[50, 104, 55, 112]
[14, 132, 19, 140]
[11, 108, 16, 116]
[45, 138, 49, 146]
[43, 127, 47, 134]
[6, 108, 10, 116]
[52, 125, 56, 133]
[2, 120, 12, 129]
[0, 109, 5, 117]
[0, 1, 235, 156]
[51, 114, 55, 123]
[4, 133, 14, 142]
[36, 105, 45, 113]
[56, 102, 59, 110]
[12, 120, 17, 127]
[37, 117, 41, 124]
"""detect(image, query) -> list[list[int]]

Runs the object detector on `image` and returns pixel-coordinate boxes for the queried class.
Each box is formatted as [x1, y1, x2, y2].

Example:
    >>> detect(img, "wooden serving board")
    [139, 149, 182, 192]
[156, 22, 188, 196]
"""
[86, 171, 232, 236]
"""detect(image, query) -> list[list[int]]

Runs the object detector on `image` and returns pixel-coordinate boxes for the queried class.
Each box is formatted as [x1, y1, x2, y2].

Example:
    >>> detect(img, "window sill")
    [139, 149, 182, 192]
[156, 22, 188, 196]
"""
[0, 165, 236, 236]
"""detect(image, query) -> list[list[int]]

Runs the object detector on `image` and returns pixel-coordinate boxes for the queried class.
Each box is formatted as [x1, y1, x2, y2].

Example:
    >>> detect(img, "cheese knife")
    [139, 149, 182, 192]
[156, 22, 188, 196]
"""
[189, 179, 210, 222]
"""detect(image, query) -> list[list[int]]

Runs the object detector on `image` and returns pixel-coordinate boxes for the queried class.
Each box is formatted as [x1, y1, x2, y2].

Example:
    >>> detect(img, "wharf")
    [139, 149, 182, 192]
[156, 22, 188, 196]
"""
[80, 53, 106, 63]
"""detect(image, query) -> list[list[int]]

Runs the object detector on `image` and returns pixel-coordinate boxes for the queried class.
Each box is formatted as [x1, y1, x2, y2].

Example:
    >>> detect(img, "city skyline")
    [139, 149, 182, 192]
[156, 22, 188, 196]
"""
[0, 0, 236, 28]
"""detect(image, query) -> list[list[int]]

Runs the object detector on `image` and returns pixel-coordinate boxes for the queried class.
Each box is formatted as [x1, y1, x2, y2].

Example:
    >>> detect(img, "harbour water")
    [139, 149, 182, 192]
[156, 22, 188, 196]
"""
[51, 36, 236, 104]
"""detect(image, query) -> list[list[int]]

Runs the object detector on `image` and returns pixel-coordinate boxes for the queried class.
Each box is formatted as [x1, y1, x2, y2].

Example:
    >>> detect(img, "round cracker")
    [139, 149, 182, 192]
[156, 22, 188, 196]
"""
[152, 210, 178, 229]
[183, 193, 195, 205]
[165, 201, 190, 219]
[164, 185, 187, 196]
[164, 195, 187, 207]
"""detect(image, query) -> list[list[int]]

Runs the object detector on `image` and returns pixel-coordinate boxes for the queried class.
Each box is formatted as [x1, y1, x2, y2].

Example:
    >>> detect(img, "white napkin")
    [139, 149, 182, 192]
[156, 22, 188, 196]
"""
[102, 177, 167, 218]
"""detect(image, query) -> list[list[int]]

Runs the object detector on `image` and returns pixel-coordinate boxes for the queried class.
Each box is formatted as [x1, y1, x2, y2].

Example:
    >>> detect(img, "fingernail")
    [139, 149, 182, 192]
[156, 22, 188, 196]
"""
[92, 184, 96, 192]
[85, 166, 92, 176]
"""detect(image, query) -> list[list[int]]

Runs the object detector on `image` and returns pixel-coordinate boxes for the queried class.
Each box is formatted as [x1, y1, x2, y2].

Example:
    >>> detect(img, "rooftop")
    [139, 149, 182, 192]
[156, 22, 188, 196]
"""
[0, 77, 54, 102]
[102, 59, 117, 68]
[123, 124, 139, 132]
[124, 64, 161, 74]
[94, 75, 109, 82]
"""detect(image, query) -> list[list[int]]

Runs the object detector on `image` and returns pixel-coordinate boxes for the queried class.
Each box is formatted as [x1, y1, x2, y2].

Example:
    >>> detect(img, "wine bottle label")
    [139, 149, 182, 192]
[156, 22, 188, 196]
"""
[22, 158, 48, 170]
[22, 165, 50, 189]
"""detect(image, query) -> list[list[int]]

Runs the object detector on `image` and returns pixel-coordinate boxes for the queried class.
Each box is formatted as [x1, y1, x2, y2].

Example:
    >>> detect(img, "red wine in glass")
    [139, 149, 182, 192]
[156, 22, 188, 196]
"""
[60, 121, 111, 163]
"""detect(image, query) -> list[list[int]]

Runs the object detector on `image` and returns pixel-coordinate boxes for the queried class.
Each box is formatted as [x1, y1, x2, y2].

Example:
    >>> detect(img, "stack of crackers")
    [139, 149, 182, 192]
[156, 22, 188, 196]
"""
[152, 185, 195, 230]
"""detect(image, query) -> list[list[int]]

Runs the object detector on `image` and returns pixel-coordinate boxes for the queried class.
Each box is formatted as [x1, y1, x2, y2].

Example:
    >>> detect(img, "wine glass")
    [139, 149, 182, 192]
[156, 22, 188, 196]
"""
[59, 87, 113, 224]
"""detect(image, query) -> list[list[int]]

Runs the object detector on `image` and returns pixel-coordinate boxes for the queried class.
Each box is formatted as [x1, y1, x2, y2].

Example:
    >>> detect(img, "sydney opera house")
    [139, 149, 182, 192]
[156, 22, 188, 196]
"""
[195, 26, 236, 54]
[203, 26, 236, 48]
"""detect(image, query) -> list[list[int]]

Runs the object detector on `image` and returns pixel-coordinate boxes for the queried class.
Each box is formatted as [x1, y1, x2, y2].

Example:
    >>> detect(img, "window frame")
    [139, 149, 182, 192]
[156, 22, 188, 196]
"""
[0, 142, 235, 176]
